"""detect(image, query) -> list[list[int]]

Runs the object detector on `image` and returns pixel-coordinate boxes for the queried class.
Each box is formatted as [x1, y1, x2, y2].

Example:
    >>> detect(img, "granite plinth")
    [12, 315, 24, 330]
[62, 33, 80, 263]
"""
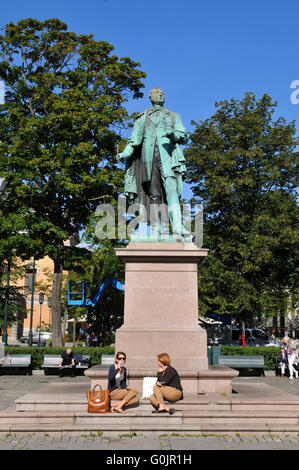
[114, 242, 209, 373]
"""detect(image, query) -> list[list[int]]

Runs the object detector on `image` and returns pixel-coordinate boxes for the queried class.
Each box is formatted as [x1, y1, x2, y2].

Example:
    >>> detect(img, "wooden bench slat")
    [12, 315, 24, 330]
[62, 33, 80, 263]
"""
[1, 355, 32, 375]
[2, 354, 31, 366]
[218, 355, 264, 368]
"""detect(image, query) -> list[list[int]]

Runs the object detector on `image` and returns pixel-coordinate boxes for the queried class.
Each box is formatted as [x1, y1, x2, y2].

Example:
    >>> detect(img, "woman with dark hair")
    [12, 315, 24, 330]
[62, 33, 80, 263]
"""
[149, 352, 183, 415]
[107, 351, 139, 413]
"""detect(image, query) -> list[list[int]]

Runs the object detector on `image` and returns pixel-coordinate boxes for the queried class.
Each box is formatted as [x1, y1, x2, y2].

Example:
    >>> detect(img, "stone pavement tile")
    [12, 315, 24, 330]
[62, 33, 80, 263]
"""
[213, 434, 299, 451]
[159, 436, 171, 450]
[14, 433, 107, 450]
[0, 443, 13, 450]
[169, 436, 226, 450]
[107, 436, 162, 450]
[27, 441, 109, 450]
[226, 440, 299, 451]
[74, 436, 109, 450]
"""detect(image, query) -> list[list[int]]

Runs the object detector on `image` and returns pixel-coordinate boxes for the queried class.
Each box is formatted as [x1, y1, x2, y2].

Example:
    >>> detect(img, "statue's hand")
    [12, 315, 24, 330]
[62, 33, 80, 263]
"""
[164, 131, 188, 144]
[164, 131, 175, 140]
[118, 152, 129, 163]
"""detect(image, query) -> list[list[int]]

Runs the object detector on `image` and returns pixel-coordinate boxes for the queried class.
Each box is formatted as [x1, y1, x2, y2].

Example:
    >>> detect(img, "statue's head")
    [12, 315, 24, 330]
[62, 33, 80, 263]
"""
[149, 88, 165, 106]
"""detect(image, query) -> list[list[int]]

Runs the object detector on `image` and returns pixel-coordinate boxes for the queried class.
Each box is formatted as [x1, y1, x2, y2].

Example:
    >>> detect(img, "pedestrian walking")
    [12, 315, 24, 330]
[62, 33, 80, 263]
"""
[282, 337, 298, 380]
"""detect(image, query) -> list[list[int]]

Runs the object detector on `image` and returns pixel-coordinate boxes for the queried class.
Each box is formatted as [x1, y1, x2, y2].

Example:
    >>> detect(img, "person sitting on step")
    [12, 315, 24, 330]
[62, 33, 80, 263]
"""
[107, 351, 139, 413]
[149, 352, 183, 415]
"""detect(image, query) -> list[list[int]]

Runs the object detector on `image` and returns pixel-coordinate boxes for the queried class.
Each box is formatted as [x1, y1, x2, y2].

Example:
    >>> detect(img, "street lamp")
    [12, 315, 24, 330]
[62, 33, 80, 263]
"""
[38, 293, 45, 345]
[0, 178, 10, 346]
[28, 258, 36, 347]
[2, 258, 11, 346]
[47, 296, 52, 327]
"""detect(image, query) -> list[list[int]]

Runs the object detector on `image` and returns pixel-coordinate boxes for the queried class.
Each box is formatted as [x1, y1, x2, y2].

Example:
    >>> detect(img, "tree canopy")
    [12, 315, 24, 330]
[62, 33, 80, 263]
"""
[0, 18, 145, 345]
[185, 92, 299, 327]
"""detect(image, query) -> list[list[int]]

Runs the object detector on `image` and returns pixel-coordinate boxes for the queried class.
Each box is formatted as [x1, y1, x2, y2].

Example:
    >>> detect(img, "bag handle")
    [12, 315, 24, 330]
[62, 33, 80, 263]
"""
[92, 384, 103, 391]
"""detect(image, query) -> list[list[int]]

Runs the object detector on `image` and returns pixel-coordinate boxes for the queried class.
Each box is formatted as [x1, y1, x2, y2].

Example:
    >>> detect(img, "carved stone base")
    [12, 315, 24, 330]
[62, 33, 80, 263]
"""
[84, 365, 239, 395]
[114, 242, 209, 372]
[85, 242, 238, 396]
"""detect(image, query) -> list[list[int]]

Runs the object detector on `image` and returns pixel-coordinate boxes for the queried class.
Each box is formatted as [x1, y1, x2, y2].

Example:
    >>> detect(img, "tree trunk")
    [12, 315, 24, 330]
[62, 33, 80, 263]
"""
[51, 258, 64, 347]
[73, 318, 76, 347]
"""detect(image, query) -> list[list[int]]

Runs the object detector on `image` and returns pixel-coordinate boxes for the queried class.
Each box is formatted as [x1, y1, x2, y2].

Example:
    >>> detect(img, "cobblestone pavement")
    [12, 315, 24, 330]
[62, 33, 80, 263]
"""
[0, 372, 298, 450]
[0, 430, 298, 451]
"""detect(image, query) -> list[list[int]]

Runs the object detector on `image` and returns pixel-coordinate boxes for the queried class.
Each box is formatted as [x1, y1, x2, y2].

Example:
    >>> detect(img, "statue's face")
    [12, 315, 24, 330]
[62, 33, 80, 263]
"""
[150, 88, 165, 105]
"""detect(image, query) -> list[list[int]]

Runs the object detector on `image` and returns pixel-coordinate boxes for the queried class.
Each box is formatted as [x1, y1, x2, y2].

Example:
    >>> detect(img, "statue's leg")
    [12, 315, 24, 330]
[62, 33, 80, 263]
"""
[149, 203, 160, 238]
[163, 177, 182, 238]
[149, 202, 169, 239]
[149, 146, 165, 238]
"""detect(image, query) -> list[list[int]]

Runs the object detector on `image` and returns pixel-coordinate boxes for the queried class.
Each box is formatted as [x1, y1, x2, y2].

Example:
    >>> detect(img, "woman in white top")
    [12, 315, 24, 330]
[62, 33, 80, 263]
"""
[107, 351, 139, 413]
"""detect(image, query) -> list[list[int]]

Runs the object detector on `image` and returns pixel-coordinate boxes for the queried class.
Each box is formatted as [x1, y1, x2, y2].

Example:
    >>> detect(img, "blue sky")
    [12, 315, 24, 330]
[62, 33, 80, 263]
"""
[1, 0, 298, 197]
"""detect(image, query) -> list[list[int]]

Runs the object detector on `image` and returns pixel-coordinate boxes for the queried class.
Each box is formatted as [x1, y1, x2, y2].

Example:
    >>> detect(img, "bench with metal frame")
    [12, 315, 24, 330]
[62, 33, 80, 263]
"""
[41, 354, 90, 375]
[218, 355, 265, 376]
[100, 355, 115, 367]
[0, 354, 32, 375]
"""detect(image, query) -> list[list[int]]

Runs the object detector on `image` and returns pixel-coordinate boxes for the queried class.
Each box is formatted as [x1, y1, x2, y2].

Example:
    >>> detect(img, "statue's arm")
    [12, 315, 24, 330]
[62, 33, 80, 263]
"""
[118, 115, 145, 162]
[167, 113, 189, 145]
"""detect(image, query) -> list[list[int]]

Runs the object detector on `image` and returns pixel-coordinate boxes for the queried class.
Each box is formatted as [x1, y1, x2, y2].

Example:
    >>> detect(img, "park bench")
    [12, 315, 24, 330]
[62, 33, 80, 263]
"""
[42, 354, 90, 375]
[0, 354, 32, 375]
[218, 355, 265, 376]
[99, 354, 115, 368]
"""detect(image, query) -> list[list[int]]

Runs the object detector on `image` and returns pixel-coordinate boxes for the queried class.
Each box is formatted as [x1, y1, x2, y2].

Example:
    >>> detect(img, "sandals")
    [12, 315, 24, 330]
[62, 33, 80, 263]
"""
[152, 408, 175, 415]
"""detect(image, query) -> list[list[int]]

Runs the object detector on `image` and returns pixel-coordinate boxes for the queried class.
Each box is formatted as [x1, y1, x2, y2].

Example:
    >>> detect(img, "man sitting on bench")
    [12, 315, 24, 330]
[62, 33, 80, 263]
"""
[58, 348, 76, 378]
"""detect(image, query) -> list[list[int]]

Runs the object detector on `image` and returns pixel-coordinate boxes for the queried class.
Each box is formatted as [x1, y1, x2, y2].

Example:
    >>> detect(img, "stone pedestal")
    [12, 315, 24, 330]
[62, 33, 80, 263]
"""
[86, 242, 238, 394]
[115, 242, 209, 373]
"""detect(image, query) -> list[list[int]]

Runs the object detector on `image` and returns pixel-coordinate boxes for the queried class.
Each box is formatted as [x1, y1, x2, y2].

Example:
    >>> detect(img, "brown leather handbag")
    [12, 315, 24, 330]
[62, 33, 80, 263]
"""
[86, 384, 110, 413]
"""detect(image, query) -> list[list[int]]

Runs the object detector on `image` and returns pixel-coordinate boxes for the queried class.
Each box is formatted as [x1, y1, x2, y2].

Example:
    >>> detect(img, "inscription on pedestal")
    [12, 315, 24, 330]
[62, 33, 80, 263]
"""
[132, 287, 190, 294]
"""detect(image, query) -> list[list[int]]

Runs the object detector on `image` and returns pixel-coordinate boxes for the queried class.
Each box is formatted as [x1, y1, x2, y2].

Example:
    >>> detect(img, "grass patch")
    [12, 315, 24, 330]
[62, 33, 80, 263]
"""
[119, 432, 143, 438]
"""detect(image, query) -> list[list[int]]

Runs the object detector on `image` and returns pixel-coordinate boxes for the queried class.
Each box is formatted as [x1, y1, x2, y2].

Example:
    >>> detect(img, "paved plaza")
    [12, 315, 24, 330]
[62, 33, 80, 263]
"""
[0, 372, 298, 450]
[0, 430, 299, 451]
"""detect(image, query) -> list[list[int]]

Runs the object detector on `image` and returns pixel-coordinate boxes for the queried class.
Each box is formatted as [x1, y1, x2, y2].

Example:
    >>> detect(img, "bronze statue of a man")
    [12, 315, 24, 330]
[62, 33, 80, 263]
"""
[118, 88, 189, 238]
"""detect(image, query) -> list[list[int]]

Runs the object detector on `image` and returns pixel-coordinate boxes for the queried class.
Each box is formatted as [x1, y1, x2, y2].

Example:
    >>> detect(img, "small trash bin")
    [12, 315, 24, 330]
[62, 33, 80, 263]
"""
[207, 346, 212, 365]
[212, 345, 221, 365]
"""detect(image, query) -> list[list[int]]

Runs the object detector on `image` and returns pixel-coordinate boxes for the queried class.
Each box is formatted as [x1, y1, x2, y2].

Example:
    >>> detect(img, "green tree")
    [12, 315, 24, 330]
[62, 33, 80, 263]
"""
[0, 259, 27, 333]
[185, 93, 299, 327]
[0, 18, 145, 345]
[67, 240, 125, 346]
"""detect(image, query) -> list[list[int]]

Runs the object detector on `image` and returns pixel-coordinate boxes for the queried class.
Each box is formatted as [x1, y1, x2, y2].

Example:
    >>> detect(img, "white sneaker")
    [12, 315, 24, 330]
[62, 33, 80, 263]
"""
[289, 376, 293, 380]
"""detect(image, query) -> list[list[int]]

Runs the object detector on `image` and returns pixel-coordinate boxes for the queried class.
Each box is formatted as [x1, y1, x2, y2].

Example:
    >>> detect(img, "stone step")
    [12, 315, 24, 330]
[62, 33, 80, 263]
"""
[4, 381, 299, 433]
[1, 419, 299, 433]
[15, 395, 299, 413]
[1, 409, 298, 429]
[15, 399, 225, 412]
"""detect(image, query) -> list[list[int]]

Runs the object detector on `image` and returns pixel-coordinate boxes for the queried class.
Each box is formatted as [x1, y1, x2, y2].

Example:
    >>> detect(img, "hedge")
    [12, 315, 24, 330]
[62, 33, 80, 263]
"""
[4, 345, 280, 371]
[220, 346, 279, 371]
[4, 346, 115, 370]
